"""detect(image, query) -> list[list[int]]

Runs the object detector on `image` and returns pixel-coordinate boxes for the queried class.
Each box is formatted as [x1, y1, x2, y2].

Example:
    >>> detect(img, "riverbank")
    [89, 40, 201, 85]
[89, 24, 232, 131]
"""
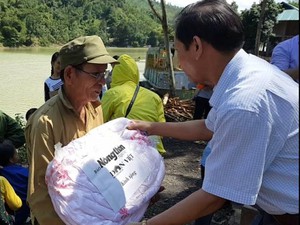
[0, 46, 148, 59]
[0, 48, 147, 118]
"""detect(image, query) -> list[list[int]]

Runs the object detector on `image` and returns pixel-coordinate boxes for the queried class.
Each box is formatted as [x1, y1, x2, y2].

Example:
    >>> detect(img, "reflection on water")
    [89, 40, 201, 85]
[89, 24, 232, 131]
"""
[0, 48, 147, 118]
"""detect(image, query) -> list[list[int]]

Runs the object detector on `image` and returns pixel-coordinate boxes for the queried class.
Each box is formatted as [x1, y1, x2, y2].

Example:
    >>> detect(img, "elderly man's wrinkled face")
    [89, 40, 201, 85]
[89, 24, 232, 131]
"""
[72, 63, 107, 102]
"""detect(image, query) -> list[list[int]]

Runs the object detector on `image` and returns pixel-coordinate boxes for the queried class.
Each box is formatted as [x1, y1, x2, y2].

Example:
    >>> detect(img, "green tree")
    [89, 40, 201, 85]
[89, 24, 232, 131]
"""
[2, 26, 20, 46]
[0, 0, 181, 47]
[241, 0, 283, 53]
[230, 1, 239, 14]
[0, 13, 26, 47]
[288, 1, 299, 8]
[14, 113, 28, 165]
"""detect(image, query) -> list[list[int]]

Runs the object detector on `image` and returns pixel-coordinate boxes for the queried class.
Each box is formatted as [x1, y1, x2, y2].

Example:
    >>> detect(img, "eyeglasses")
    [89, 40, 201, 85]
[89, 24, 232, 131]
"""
[74, 67, 108, 80]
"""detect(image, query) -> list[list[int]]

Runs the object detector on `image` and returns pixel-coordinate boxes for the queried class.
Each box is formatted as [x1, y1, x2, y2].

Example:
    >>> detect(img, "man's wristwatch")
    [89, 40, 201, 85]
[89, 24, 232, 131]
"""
[141, 219, 148, 225]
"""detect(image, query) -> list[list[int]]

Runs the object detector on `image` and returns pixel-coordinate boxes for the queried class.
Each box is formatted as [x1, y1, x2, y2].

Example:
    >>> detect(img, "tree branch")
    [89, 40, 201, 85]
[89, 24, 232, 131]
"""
[147, 0, 163, 23]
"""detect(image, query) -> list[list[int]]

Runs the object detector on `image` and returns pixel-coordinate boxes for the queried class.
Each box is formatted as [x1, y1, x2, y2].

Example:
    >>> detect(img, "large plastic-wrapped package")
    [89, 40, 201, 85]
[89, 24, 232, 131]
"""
[45, 118, 165, 225]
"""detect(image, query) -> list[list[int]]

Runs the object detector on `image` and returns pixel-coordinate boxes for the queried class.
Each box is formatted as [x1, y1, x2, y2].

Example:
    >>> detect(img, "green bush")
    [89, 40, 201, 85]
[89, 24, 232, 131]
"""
[14, 113, 28, 165]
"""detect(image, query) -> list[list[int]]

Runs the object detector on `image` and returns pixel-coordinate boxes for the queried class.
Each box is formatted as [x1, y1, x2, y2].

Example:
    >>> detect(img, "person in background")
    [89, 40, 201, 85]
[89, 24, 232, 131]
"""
[99, 82, 108, 99]
[128, 0, 298, 225]
[0, 110, 25, 149]
[0, 176, 22, 223]
[195, 141, 235, 225]
[25, 35, 118, 225]
[0, 143, 30, 225]
[193, 82, 234, 225]
[113, 55, 119, 60]
[25, 108, 38, 121]
[271, 35, 299, 82]
[193, 84, 234, 225]
[44, 52, 63, 101]
[105, 55, 119, 90]
[193, 84, 213, 120]
[101, 54, 166, 155]
[99, 55, 119, 100]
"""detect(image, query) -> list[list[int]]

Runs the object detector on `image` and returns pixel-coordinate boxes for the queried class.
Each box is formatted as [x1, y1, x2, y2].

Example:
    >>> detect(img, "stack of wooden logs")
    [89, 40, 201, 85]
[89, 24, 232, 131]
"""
[163, 94, 195, 122]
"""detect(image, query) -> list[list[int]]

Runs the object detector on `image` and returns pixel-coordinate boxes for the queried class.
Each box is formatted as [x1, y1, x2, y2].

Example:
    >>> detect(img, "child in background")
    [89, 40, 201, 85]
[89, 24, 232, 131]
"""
[193, 84, 213, 120]
[44, 52, 63, 101]
[25, 108, 37, 121]
[0, 143, 30, 225]
[0, 175, 22, 224]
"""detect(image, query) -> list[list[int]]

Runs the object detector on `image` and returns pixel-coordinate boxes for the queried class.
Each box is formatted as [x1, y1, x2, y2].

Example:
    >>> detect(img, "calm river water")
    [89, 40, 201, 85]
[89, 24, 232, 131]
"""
[0, 47, 147, 118]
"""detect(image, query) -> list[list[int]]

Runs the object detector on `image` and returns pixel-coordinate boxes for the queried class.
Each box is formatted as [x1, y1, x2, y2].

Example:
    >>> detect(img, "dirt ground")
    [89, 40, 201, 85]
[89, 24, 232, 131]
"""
[143, 137, 242, 225]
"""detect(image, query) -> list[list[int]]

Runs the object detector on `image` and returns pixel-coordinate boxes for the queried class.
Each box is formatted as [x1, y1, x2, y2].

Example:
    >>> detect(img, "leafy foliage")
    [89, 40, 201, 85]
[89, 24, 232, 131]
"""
[288, 1, 299, 8]
[14, 113, 28, 165]
[0, 0, 181, 47]
[0, 0, 290, 53]
[240, 0, 283, 52]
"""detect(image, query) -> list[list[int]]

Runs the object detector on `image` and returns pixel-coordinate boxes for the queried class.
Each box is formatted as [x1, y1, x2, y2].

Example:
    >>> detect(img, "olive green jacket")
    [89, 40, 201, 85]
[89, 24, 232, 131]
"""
[0, 110, 25, 148]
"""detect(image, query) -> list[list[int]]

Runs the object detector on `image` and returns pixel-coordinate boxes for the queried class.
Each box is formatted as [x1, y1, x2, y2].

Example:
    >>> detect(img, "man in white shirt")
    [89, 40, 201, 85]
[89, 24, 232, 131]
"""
[128, 1, 299, 225]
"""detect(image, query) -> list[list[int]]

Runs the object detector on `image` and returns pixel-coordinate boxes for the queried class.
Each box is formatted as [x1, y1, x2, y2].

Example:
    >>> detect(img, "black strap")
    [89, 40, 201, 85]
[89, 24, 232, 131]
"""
[125, 85, 140, 118]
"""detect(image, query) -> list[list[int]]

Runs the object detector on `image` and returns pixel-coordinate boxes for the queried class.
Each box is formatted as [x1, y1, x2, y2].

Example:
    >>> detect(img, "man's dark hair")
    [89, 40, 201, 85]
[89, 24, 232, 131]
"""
[175, 0, 245, 52]
[51, 52, 60, 75]
[60, 62, 86, 82]
[0, 143, 15, 167]
[25, 108, 37, 121]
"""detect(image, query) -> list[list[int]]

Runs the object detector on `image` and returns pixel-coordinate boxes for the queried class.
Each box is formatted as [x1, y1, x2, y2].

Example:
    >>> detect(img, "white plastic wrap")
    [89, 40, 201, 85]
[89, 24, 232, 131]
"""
[45, 118, 165, 225]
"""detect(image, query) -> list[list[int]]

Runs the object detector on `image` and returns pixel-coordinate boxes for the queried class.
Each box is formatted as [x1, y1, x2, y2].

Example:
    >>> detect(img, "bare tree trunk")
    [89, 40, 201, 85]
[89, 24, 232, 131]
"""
[147, 0, 176, 97]
[255, 0, 267, 56]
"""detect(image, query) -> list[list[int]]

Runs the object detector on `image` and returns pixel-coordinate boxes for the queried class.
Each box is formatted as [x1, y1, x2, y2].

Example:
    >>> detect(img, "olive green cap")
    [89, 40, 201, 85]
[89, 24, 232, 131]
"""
[59, 35, 118, 70]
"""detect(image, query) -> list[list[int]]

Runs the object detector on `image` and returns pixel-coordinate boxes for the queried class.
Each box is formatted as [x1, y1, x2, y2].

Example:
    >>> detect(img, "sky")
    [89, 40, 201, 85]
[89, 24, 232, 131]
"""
[166, 0, 291, 11]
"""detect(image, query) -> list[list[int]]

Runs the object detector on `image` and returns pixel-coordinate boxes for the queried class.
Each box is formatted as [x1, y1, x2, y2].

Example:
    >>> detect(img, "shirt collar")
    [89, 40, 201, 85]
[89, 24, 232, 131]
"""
[58, 87, 102, 118]
[210, 49, 248, 108]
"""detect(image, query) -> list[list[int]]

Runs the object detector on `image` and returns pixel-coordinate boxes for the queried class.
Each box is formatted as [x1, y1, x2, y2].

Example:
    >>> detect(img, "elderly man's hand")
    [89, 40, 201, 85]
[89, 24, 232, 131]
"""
[127, 120, 153, 135]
